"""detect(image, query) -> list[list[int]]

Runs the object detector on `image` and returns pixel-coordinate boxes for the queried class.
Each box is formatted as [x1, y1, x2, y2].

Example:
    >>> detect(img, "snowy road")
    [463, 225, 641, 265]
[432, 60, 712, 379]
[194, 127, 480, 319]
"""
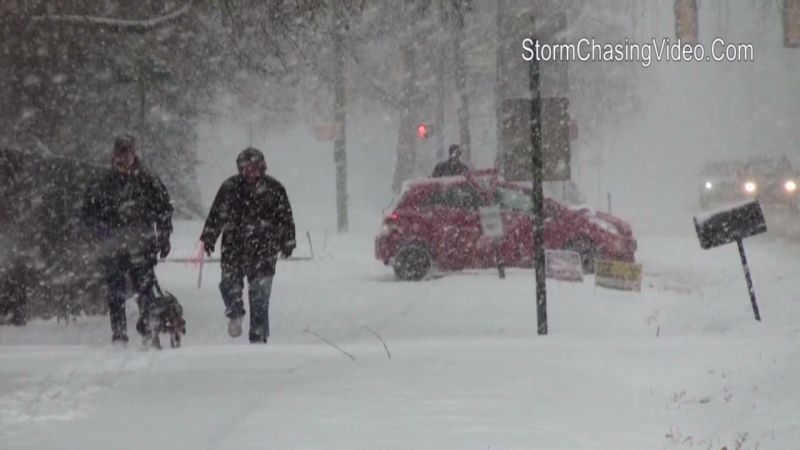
[2, 221, 799, 449]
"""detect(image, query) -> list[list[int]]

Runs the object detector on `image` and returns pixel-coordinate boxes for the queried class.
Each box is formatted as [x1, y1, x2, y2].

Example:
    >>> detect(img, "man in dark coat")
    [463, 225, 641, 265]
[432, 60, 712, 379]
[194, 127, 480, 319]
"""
[432, 144, 470, 178]
[200, 147, 296, 343]
[82, 135, 173, 344]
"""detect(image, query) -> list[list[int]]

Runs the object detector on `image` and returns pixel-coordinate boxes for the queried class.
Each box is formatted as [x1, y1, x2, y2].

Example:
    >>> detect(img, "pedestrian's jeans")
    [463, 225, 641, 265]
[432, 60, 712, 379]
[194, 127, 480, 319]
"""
[220, 271, 274, 342]
[104, 253, 156, 338]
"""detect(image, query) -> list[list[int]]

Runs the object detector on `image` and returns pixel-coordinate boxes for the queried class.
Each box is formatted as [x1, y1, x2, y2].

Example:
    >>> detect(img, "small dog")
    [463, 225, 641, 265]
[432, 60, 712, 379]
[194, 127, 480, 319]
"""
[149, 289, 186, 349]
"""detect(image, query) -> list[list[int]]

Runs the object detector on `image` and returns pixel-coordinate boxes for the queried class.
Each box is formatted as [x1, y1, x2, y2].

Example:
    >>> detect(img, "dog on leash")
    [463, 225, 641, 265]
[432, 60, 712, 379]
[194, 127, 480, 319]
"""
[149, 289, 186, 349]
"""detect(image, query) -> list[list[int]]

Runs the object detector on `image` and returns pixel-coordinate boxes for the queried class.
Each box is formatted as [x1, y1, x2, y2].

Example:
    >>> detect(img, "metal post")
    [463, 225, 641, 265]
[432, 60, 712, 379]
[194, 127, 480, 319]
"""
[736, 238, 761, 321]
[495, 239, 506, 280]
[529, 36, 547, 335]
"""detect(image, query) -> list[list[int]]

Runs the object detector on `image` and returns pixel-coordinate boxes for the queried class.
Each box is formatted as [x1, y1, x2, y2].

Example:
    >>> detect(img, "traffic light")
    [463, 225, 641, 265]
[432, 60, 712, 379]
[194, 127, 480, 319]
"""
[785, 0, 800, 48]
[675, 0, 699, 44]
[417, 123, 431, 139]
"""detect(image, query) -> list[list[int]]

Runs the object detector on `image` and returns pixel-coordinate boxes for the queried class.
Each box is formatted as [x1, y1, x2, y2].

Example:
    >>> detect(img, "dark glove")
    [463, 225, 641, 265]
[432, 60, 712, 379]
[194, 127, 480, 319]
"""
[159, 238, 171, 259]
[203, 240, 214, 257]
[95, 224, 111, 239]
[280, 244, 294, 259]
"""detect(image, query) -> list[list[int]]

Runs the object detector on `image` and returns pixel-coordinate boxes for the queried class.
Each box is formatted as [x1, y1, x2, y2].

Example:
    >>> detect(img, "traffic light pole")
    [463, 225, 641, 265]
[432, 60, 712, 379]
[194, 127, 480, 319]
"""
[529, 37, 547, 335]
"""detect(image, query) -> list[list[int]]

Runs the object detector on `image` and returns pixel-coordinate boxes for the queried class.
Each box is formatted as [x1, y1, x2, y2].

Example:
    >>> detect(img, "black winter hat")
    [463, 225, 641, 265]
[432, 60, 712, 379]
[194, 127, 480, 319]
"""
[114, 134, 136, 154]
[236, 147, 266, 173]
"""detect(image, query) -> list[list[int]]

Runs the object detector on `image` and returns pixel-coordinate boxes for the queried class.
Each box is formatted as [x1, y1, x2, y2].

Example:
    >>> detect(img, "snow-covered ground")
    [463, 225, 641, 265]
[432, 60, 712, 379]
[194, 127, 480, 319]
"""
[2, 217, 799, 450]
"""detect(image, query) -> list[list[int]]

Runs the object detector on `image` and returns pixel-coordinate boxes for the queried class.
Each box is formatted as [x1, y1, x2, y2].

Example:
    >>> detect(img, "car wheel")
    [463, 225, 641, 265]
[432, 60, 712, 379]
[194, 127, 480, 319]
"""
[565, 238, 597, 274]
[393, 244, 432, 281]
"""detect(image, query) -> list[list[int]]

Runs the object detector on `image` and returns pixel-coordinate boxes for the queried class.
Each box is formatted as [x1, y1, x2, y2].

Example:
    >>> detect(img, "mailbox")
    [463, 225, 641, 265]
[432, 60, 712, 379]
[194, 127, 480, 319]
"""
[694, 201, 766, 250]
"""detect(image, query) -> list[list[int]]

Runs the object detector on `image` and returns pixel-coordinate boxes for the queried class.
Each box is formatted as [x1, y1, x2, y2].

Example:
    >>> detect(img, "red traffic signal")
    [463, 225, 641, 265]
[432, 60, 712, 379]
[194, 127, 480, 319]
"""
[417, 123, 431, 139]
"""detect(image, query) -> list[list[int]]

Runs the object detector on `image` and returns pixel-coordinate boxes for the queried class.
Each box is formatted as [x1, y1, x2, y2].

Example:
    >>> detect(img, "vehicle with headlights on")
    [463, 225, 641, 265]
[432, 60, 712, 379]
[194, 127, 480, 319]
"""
[738, 155, 799, 206]
[698, 159, 748, 209]
[699, 155, 800, 236]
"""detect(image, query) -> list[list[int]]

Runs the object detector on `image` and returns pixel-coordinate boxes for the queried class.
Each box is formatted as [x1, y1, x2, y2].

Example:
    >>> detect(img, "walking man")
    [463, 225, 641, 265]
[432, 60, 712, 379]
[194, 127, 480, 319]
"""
[200, 148, 296, 343]
[83, 135, 173, 344]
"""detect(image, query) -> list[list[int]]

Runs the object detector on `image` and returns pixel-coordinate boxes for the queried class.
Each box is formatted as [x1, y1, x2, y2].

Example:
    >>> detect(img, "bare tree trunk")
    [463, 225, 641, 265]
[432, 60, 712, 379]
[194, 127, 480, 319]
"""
[392, 44, 417, 194]
[333, 23, 348, 232]
[494, 0, 506, 169]
[451, 3, 471, 163]
[434, 45, 446, 162]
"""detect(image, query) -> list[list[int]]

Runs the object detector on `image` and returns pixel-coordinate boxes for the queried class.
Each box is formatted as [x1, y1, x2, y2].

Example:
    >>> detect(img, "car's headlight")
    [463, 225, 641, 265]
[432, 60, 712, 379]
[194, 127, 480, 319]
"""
[744, 181, 757, 193]
[784, 180, 797, 192]
[704, 181, 713, 190]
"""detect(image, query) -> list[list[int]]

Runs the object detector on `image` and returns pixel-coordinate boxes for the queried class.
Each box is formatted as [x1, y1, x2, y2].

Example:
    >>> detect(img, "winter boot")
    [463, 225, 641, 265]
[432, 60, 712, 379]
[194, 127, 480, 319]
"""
[225, 300, 246, 338]
[112, 332, 129, 345]
[249, 326, 267, 344]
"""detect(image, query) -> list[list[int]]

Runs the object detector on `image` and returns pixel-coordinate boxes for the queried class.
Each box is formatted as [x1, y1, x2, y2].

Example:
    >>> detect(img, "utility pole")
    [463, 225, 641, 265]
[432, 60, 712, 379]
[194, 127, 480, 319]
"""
[529, 32, 547, 336]
[333, 19, 348, 233]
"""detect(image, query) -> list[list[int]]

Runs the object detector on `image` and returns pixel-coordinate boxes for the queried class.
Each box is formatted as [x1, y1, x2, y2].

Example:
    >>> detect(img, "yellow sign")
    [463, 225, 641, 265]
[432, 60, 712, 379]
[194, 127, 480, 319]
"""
[595, 259, 642, 292]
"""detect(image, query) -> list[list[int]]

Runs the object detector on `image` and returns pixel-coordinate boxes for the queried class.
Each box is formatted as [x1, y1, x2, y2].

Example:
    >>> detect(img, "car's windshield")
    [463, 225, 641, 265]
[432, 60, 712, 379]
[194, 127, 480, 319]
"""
[495, 186, 533, 212]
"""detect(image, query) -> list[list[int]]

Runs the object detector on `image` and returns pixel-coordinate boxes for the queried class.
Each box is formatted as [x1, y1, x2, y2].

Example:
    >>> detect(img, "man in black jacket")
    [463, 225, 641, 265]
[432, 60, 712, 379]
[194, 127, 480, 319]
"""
[82, 135, 173, 344]
[432, 144, 470, 178]
[200, 147, 296, 343]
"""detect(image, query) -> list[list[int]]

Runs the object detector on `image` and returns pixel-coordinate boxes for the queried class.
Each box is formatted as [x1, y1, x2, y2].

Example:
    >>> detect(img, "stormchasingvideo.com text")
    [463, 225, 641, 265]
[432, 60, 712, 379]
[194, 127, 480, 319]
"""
[521, 38, 755, 67]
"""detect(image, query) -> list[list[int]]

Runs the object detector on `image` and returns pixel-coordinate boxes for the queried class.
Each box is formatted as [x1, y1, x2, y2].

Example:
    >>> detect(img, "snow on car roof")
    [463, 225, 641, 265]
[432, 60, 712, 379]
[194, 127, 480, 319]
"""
[399, 175, 465, 196]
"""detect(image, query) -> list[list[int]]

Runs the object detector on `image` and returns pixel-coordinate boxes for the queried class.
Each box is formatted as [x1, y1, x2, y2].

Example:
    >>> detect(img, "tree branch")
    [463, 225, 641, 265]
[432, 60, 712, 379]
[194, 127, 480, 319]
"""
[21, 1, 192, 33]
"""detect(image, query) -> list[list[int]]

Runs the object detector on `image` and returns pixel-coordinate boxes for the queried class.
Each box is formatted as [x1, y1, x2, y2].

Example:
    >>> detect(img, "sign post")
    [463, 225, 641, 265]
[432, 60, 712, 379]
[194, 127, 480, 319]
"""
[736, 238, 761, 321]
[479, 205, 505, 279]
[694, 200, 767, 321]
[529, 34, 547, 336]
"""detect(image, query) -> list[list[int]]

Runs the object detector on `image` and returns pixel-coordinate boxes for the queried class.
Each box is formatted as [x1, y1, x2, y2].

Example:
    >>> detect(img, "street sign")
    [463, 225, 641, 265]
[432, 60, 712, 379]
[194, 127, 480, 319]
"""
[545, 250, 583, 282]
[595, 259, 642, 292]
[693, 200, 766, 321]
[694, 200, 766, 249]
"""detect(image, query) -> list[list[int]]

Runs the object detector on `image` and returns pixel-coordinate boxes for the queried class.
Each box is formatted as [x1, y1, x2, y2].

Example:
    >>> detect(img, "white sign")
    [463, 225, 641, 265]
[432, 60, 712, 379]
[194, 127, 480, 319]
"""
[545, 250, 584, 282]
[479, 206, 504, 238]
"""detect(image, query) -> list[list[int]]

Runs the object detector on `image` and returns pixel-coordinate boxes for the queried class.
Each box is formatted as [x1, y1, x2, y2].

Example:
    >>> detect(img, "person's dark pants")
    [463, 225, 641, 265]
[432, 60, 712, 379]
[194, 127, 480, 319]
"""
[219, 263, 274, 343]
[104, 253, 156, 339]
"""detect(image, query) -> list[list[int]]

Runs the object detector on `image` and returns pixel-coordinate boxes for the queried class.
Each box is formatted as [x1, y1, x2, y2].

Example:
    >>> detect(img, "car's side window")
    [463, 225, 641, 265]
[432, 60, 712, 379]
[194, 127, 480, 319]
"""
[495, 187, 533, 213]
[421, 184, 481, 210]
[421, 187, 445, 208]
[450, 185, 482, 210]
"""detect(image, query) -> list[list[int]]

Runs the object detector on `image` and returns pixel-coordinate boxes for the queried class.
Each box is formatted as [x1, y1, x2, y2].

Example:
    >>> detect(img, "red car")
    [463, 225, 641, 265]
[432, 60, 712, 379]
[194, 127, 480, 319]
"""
[375, 171, 637, 280]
